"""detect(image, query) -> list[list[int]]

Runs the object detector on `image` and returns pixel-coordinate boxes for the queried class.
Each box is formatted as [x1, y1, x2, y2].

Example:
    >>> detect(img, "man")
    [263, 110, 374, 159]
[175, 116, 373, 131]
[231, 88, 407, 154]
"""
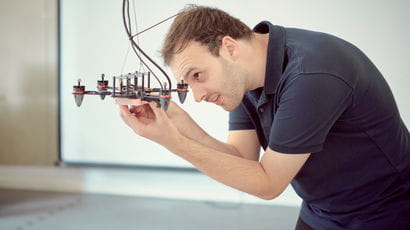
[118, 5, 410, 229]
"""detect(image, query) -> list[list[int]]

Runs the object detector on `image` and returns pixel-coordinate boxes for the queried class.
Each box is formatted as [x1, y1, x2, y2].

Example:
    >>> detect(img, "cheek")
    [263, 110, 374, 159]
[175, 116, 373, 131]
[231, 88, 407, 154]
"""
[189, 82, 204, 95]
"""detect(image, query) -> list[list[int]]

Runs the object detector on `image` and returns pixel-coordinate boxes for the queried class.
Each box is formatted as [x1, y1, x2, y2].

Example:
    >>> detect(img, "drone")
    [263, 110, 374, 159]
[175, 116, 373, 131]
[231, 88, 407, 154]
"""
[72, 72, 188, 111]
[72, 0, 188, 111]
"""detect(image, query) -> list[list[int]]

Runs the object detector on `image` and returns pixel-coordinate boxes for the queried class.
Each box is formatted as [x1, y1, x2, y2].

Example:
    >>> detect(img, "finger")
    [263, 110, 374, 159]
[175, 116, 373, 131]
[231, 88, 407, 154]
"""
[118, 105, 132, 123]
[129, 104, 144, 114]
[118, 104, 130, 115]
[148, 101, 167, 122]
[119, 105, 143, 127]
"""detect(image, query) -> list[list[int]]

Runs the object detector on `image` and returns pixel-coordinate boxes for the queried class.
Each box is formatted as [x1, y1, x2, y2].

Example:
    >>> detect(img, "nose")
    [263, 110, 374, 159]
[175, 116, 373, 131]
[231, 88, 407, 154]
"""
[191, 85, 206, 102]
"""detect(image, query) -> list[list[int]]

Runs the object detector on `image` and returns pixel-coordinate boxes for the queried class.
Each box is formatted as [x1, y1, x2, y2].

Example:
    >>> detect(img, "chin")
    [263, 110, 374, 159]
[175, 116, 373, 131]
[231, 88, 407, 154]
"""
[221, 102, 241, 112]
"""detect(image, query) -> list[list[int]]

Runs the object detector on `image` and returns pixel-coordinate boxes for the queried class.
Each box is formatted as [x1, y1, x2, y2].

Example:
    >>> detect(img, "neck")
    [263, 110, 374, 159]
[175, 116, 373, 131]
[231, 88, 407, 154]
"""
[241, 32, 269, 91]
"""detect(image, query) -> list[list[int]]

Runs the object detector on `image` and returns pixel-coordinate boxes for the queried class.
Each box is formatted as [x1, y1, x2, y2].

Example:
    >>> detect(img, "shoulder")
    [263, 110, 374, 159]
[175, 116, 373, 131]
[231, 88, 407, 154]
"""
[282, 28, 363, 88]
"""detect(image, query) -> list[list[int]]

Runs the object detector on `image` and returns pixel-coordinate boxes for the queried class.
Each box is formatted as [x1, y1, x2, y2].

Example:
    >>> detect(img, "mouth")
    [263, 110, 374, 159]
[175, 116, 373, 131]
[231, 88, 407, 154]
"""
[211, 95, 222, 106]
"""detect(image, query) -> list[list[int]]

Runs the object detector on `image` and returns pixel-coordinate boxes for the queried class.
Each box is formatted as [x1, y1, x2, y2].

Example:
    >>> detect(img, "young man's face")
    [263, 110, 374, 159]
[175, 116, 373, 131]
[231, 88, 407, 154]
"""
[170, 41, 248, 112]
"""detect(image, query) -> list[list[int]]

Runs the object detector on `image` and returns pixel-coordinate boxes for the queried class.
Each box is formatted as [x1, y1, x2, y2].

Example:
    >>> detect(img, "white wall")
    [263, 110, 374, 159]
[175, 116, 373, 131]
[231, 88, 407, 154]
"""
[60, 0, 410, 167]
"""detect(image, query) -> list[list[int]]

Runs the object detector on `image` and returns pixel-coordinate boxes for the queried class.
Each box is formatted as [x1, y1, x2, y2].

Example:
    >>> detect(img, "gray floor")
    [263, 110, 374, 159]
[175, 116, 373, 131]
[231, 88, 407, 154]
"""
[0, 188, 300, 230]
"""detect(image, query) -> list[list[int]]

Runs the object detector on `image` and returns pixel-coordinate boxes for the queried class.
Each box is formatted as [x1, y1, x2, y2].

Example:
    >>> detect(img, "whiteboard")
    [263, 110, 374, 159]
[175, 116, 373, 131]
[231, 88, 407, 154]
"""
[60, 0, 410, 167]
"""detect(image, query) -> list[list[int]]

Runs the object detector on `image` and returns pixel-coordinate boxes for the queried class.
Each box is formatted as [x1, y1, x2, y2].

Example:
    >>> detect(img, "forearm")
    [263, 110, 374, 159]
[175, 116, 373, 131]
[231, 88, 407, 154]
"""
[170, 106, 241, 157]
[166, 134, 280, 199]
[181, 122, 240, 157]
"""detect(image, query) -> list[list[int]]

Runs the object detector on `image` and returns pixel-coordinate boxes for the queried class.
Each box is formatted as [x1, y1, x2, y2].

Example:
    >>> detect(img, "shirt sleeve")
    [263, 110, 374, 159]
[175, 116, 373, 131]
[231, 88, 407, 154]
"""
[229, 103, 255, 131]
[269, 74, 353, 154]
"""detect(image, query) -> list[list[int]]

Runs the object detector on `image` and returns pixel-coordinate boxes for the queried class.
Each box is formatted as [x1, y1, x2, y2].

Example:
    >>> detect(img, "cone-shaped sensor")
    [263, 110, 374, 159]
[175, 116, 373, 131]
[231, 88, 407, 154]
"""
[74, 94, 84, 107]
[177, 90, 187, 104]
[177, 81, 188, 104]
[73, 83, 85, 107]
[99, 94, 106, 100]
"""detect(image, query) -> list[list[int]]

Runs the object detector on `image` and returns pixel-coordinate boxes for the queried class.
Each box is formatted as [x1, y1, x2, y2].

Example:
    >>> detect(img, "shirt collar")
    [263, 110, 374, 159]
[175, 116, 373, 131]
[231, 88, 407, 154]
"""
[253, 21, 286, 95]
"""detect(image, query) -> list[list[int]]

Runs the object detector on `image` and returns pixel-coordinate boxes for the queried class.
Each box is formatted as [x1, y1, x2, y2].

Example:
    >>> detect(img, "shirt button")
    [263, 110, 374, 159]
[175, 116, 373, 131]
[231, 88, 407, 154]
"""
[259, 107, 264, 113]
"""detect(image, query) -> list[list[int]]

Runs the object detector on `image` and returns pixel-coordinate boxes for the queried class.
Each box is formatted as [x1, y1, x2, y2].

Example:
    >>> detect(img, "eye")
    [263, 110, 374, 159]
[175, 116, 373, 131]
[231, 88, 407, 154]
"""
[193, 72, 201, 80]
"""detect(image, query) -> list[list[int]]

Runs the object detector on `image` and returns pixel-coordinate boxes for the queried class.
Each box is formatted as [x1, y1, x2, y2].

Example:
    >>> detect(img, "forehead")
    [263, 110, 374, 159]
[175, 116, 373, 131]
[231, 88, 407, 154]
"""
[170, 41, 214, 80]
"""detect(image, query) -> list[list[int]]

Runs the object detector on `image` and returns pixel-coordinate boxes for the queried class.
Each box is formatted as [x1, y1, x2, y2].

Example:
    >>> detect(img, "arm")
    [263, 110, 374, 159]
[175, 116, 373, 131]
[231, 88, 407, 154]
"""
[227, 129, 261, 161]
[119, 102, 310, 199]
[163, 101, 262, 161]
[170, 134, 310, 199]
[166, 101, 259, 159]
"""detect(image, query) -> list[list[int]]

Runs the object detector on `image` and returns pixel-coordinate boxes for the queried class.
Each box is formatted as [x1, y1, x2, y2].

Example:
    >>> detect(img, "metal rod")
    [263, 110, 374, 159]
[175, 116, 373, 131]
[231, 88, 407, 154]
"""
[112, 76, 116, 96]
[134, 72, 137, 91]
[141, 72, 145, 93]
[148, 72, 151, 88]
[126, 75, 130, 95]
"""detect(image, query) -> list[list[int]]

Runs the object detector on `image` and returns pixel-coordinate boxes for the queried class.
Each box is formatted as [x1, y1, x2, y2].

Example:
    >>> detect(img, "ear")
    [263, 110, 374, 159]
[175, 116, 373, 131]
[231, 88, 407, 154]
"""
[220, 36, 239, 61]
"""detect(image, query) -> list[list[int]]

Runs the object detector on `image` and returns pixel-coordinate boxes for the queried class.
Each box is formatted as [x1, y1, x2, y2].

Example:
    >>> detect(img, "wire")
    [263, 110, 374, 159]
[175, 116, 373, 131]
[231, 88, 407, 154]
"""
[120, 43, 131, 74]
[131, 0, 144, 71]
[122, 0, 162, 89]
[131, 13, 180, 38]
[122, 0, 173, 91]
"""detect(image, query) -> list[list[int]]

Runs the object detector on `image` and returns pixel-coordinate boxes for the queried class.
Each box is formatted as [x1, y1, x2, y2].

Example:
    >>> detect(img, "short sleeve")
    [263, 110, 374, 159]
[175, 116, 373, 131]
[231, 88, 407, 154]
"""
[269, 74, 353, 153]
[229, 103, 255, 130]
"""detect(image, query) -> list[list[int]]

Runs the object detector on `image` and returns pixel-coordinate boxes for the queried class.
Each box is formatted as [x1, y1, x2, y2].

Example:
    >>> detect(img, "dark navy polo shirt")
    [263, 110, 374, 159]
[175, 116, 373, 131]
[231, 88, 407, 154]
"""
[229, 21, 410, 229]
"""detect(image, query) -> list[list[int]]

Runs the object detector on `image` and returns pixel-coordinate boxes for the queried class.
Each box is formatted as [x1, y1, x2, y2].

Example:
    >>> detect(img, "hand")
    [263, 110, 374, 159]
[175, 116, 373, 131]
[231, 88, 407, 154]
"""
[164, 101, 205, 140]
[118, 101, 181, 148]
[114, 98, 185, 122]
[115, 98, 202, 142]
[164, 101, 185, 121]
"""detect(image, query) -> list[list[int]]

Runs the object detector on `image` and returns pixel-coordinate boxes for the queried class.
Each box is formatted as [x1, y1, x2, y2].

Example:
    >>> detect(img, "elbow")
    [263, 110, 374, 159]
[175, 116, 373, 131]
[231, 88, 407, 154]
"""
[255, 189, 282, 200]
[254, 182, 288, 200]
[258, 193, 279, 200]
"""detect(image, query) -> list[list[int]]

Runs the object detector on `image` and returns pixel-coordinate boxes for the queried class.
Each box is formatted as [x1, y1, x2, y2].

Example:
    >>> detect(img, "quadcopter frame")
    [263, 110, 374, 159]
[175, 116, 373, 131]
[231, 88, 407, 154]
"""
[73, 72, 188, 111]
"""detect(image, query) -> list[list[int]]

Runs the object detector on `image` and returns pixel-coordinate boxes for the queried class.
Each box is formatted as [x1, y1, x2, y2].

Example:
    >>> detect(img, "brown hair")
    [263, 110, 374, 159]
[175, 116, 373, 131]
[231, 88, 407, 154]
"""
[161, 5, 253, 65]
